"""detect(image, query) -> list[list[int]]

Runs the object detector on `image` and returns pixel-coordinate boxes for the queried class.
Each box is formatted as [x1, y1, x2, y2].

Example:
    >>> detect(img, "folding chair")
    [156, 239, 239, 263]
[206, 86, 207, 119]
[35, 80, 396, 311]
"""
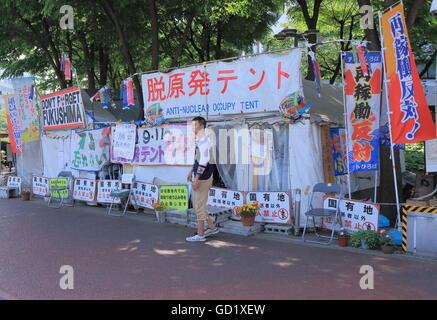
[107, 174, 137, 217]
[302, 182, 342, 245]
[48, 171, 75, 208]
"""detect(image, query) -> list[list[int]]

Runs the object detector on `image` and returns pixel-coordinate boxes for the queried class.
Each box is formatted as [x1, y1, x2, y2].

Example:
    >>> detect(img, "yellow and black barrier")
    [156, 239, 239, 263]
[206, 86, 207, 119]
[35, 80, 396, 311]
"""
[401, 205, 437, 252]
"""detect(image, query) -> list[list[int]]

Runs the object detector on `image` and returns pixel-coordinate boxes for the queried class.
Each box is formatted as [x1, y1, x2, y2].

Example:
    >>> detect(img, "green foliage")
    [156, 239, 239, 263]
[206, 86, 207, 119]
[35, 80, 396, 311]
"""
[405, 143, 425, 172]
[350, 230, 381, 250]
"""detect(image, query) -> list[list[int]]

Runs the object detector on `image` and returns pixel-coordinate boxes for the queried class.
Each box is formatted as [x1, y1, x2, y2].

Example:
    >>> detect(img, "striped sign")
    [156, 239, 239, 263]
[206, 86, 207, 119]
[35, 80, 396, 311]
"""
[401, 205, 437, 252]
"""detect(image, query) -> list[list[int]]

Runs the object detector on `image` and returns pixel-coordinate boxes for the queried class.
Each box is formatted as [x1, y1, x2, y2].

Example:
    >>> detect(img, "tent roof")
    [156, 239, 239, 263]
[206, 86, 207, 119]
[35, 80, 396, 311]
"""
[303, 79, 344, 126]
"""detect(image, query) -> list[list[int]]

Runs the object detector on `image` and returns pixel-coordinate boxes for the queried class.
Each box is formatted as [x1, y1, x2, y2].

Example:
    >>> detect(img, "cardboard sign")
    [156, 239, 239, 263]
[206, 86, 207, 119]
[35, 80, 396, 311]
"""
[130, 181, 159, 209]
[112, 124, 136, 161]
[7, 176, 22, 189]
[70, 127, 110, 171]
[322, 197, 380, 232]
[73, 178, 97, 202]
[158, 185, 189, 210]
[246, 191, 291, 224]
[49, 178, 69, 199]
[40, 87, 86, 130]
[207, 187, 244, 219]
[97, 180, 121, 204]
[32, 175, 49, 197]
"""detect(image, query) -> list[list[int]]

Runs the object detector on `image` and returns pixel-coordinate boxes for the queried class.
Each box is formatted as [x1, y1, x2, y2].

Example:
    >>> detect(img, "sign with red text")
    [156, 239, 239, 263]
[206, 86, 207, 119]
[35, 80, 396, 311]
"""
[323, 197, 380, 233]
[129, 181, 159, 209]
[207, 187, 245, 219]
[32, 175, 49, 197]
[97, 180, 121, 204]
[344, 52, 382, 172]
[141, 50, 302, 119]
[73, 178, 97, 202]
[40, 87, 86, 130]
[246, 191, 291, 224]
[4, 94, 22, 153]
[111, 123, 194, 166]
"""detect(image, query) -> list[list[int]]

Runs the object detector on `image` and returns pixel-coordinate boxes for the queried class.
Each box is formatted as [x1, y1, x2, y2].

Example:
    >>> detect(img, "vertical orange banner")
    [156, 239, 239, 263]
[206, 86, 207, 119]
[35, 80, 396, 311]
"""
[3, 94, 22, 153]
[381, 3, 436, 144]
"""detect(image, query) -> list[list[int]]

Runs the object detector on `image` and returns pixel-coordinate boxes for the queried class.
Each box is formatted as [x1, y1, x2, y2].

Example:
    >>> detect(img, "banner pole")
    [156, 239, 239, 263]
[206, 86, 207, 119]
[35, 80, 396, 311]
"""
[340, 51, 352, 199]
[378, 11, 402, 230]
[373, 170, 378, 204]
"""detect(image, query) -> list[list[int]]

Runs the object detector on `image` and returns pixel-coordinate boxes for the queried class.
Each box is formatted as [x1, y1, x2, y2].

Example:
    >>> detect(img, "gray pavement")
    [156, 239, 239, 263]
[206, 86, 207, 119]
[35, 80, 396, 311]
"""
[0, 197, 436, 300]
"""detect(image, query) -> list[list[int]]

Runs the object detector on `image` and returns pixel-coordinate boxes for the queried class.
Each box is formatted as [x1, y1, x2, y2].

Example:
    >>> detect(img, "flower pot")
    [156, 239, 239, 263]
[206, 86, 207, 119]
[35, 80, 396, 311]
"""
[338, 236, 349, 247]
[21, 193, 31, 201]
[241, 214, 256, 227]
[381, 245, 395, 254]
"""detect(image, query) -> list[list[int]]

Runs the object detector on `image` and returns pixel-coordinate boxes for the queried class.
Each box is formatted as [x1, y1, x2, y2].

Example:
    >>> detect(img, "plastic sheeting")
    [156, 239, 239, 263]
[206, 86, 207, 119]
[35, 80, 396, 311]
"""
[16, 139, 44, 187]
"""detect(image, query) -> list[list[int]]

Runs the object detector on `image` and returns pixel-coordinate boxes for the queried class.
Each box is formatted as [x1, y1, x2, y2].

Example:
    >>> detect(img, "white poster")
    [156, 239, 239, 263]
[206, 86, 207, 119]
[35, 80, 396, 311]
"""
[32, 175, 49, 197]
[246, 191, 291, 224]
[97, 180, 121, 204]
[323, 197, 380, 233]
[7, 176, 22, 189]
[111, 123, 194, 166]
[130, 181, 159, 209]
[73, 178, 97, 202]
[70, 127, 110, 171]
[141, 50, 302, 120]
[112, 124, 136, 160]
[207, 187, 245, 219]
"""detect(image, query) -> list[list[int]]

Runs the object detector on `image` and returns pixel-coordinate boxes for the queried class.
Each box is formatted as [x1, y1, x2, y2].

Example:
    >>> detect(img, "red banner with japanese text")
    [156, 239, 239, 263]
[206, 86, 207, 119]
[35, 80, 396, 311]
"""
[381, 3, 436, 143]
[141, 50, 302, 120]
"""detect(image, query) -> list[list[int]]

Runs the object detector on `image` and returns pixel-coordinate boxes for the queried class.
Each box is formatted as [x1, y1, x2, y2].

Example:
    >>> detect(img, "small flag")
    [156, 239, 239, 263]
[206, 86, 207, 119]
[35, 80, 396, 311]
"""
[90, 90, 101, 103]
[308, 51, 322, 97]
[126, 78, 134, 107]
[356, 43, 369, 76]
[101, 87, 110, 109]
[62, 54, 71, 81]
[122, 80, 128, 110]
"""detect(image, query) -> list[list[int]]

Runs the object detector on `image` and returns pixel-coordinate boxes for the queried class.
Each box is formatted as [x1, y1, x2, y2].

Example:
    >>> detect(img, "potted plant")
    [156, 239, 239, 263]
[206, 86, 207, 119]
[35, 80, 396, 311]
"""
[379, 230, 395, 254]
[21, 189, 31, 201]
[153, 201, 168, 222]
[338, 228, 350, 247]
[236, 201, 262, 227]
[351, 230, 381, 250]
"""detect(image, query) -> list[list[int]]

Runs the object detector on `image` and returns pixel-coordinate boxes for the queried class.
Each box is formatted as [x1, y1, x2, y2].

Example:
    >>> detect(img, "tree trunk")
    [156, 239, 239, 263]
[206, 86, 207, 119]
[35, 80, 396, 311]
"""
[99, 46, 110, 87]
[101, 0, 144, 119]
[148, 0, 159, 70]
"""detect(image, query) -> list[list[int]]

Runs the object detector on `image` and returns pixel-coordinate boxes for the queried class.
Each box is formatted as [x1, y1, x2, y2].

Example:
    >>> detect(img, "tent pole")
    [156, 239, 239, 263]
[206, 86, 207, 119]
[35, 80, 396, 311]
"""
[340, 52, 352, 199]
[378, 11, 402, 230]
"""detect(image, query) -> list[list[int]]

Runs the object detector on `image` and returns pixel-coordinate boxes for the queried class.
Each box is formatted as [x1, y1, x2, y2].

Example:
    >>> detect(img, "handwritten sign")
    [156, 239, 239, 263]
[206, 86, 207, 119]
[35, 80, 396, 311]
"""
[130, 181, 159, 209]
[207, 187, 244, 219]
[97, 180, 121, 204]
[32, 175, 49, 197]
[73, 178, 96, 202]
[71, 127, 110, 171]
[49, 178, 69, 199]
[246, 191, 291, 224]
[323, 197, 380, 233]
[158, 185, 189, 210]
[11, 77, 40, 143]
[111, 123, 194, 166]
[40, 87, 86, 130]
[112, 124, 136, 160]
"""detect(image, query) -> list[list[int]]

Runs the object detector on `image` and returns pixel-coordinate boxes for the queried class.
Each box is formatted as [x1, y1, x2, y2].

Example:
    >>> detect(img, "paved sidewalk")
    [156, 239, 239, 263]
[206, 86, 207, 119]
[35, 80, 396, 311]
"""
[0, 198, 436, 300]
